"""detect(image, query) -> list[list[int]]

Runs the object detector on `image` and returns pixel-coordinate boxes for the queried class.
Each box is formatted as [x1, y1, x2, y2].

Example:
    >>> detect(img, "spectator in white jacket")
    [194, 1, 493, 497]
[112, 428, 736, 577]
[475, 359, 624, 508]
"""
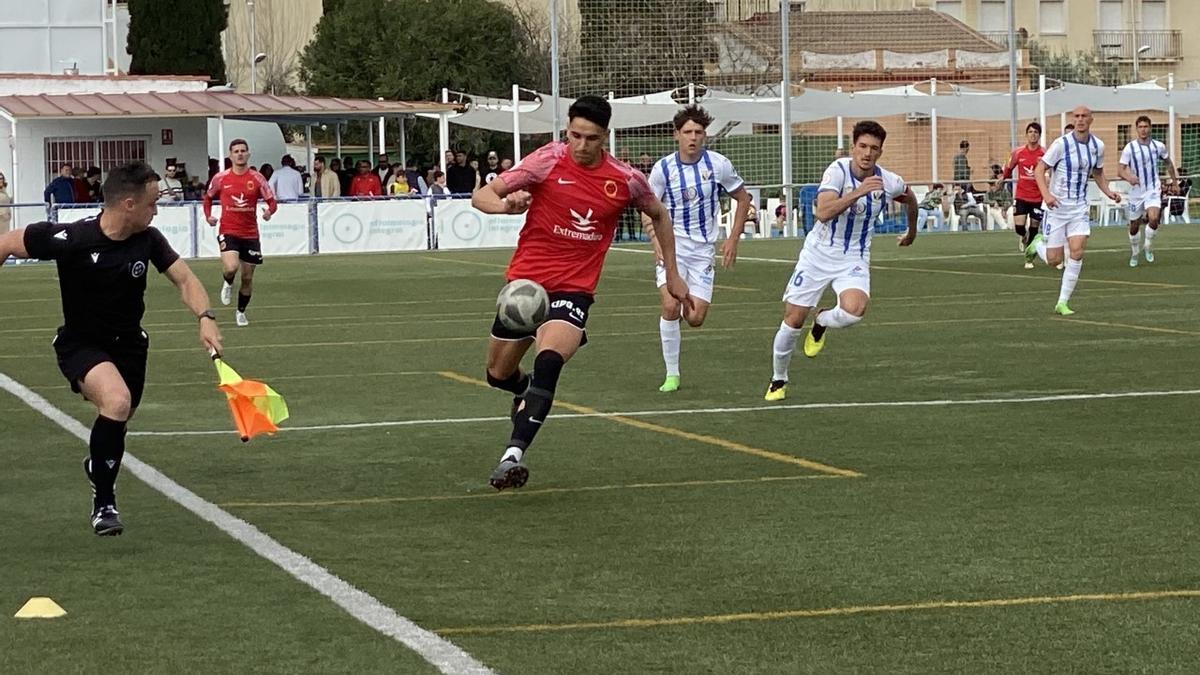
[269, 154, 305, 200]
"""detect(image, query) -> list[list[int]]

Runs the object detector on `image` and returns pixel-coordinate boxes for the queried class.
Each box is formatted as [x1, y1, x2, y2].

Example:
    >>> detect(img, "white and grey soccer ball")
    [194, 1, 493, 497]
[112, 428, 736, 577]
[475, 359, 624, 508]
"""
[496, 279, 549, 332]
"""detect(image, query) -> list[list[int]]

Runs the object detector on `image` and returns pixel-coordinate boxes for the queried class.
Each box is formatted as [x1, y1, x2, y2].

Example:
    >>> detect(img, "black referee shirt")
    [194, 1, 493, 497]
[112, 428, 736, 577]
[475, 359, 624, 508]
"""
[23, 215, 180, 338]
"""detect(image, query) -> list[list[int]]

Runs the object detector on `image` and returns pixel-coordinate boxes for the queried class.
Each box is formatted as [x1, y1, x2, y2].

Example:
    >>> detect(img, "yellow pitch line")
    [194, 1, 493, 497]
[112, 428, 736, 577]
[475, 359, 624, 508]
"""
[1056, 317, 1200, 336]
[437, 371, 863, 477]
[434, 589, 1200, 636]
[873, 263, 1188, 289]
[219, 474, 842, 508]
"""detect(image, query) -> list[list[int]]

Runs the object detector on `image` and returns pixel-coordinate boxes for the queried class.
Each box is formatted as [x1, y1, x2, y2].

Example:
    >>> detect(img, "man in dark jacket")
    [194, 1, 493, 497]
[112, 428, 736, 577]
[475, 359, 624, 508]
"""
[44, 164, 77, 205]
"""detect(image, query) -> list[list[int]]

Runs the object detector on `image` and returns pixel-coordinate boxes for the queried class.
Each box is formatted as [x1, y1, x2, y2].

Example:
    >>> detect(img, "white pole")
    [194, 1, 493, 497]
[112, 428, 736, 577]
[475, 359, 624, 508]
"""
[1007, 0, 1018, 149]
[217, 114, 226, 166]
[550, 0, 561, 142]
[439, 88, 450, 174]
[7, 117, 18, 215]
[1039, 74, 1047, 148]
[930, 78, 938, 183]
[100, 4, 107, 76]
[835, 86, 844, 149]
[305, 124, 313, 181]
[248, 0, 257, 94]
[688, 82, 696, 105]
[378, 116, 386, 161]
[335, 122, 342, 158]
[1060, 111, 1067, 135]
[1168, 73, 1177, 165]
[367, 120, 374, 163]
[607, 91, 616, 155]
[512, 83, 521, 162]
[779, 0, 793, 236]
[399, 117, 407, 167]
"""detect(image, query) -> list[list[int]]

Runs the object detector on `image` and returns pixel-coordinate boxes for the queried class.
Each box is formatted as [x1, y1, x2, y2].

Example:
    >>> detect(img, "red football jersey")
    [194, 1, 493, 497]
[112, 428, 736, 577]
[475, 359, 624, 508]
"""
[1003, 145, 1046, 202]
[502, 142, 655, 294]
[203, 168, 278, 239]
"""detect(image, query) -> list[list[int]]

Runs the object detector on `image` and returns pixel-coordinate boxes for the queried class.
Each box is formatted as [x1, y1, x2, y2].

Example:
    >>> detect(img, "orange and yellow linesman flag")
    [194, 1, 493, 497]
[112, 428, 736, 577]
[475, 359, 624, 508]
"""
[212, 357, 289, 442]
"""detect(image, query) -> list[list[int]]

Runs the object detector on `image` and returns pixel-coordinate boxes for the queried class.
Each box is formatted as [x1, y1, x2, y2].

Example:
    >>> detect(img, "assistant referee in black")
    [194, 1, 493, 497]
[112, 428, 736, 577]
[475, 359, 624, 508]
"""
[0, 161, 223, 536]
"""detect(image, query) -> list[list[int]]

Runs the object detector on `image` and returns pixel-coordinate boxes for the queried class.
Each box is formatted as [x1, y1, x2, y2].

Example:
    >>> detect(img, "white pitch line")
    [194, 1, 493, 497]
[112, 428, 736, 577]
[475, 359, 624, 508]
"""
[127, 387, 1200, 437]
[0, 372, 494, 675]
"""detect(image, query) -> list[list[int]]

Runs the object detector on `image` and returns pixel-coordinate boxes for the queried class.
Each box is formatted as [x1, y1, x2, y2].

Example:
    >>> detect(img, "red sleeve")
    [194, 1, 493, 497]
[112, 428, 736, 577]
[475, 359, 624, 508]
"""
[501, 142, 565, 192]
[627, 166, 656, 212]
[1002, 150, 1018, 180]
[203, 171, 224, 218]
[371, 175, 383, 196]
[252, 170, 278, 214]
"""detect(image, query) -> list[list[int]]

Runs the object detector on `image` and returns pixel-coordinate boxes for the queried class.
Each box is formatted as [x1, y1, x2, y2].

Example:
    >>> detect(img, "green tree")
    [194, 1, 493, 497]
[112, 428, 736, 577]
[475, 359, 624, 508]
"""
[127, 0, 227, 83]
[300, 0, 550, 162]
[1028, 41, 1121, 87]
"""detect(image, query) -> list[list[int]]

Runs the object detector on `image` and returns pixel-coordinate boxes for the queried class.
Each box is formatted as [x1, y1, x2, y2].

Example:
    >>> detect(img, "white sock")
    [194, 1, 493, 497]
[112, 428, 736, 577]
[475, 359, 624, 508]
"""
[815, 306, 863, 329]
[659, 317, 681, 377]
[772, 322, 804, 382]
[500, 446, 523, 463]
[1058, 258, 1082, 304]
[1145, 226, 1158, 248]
[1129, 232, 1141, 256]
[1035, 239, 1048, 264]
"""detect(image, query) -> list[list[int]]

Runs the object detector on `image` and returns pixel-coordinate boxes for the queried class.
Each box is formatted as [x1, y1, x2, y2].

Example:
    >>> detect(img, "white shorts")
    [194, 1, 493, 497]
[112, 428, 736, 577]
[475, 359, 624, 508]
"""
[1042, 204, 1090, 248]
[780, 237, 870, 308]
[656, 237, 715, 303]
[1124, 189, 1162, 220]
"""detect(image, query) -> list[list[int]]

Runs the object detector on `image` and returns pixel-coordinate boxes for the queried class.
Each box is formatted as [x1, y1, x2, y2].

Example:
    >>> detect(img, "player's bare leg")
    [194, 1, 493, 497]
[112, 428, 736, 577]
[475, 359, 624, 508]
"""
[236, 261, 256, 326]
[657, 286, 710, 392]
[1128, 216, 1145, 267]
[79, 363, 133, 536]
[807, 288, 868, 357]
[1144, 206, 1161, 263]
[490, 322, 582, 490]
[766, 302, 812, 400]
[486, 334, 535, 420]
[219, 250, 240, 306]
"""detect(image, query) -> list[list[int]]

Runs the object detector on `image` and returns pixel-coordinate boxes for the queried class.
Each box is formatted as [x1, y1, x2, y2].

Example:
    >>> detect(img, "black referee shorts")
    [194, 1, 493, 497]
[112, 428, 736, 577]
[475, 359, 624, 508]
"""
[53, 328, 149, 410]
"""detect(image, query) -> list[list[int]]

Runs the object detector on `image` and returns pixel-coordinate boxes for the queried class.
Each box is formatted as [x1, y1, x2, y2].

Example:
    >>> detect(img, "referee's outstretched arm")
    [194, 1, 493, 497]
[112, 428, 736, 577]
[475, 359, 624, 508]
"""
[163, 259, 224, 357]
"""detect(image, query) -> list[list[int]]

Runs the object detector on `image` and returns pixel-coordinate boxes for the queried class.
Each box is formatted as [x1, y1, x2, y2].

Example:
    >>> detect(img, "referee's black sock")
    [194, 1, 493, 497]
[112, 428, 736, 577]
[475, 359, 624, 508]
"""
[88, 415, 127, 510]
[508, 350, 565, 453]
[237, 292, 252, 313]
[222, 271, 235, 285]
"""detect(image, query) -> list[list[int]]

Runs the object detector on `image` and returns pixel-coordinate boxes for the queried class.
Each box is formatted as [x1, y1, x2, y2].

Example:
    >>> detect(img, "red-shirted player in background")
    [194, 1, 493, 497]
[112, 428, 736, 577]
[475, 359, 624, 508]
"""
[472, 95, 690, 490]
[204, 139, 277, 326]
[1002, 121, 1045, 269]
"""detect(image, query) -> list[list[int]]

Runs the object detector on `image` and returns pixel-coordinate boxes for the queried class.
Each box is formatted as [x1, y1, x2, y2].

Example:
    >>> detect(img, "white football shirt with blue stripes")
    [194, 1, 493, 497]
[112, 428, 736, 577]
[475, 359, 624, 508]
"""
[1042, 133, 1106, 207]
[811, 158, 906, 258]
[1119, 138, 1169, 193]
[649, 150, 744, 245]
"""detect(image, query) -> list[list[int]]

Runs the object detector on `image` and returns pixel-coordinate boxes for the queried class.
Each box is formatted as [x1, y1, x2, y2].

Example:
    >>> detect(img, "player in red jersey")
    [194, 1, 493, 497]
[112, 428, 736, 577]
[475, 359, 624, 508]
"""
[203, 139, 277, 326]
[1002, 121, 1045, 269]
[471, 95, 690, 490]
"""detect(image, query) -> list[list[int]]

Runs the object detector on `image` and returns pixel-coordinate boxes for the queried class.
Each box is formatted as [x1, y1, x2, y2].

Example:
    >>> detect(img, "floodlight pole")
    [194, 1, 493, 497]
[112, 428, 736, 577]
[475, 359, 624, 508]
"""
[512, 83, 522, 163]
[1007, 0, 1018, 149]
[550, 0, 561, 142]
[1132, 0, 1141, 83]
[1038, 74, 1047, 148]
[780, 0, 793, 236]
[248, 0, 257, 94]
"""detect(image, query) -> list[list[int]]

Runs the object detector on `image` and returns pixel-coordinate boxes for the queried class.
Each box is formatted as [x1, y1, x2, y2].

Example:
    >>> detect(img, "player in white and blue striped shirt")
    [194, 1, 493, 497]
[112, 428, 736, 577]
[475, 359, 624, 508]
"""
[765, 120, 918, 401]
[647, 105, 752, 393]
[1118, 115, 1178, 267]
[1028, 106, 1122, 316]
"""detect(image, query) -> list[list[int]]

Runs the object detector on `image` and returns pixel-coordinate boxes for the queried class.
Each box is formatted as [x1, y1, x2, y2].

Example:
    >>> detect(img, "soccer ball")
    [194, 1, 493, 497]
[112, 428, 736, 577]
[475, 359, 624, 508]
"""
[496, 279, 549, 332]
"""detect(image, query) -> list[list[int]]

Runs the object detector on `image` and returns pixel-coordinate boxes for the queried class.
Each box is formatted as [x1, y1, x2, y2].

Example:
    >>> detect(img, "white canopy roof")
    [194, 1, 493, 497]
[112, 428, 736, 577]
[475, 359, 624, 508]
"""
[431, 81, 1200, 133]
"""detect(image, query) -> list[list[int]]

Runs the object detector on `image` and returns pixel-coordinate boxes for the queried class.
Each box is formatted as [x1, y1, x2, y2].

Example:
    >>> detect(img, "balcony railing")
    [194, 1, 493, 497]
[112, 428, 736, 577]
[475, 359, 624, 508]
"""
[979, 31, 1016, 49]
[1093, 30, 1181, 60]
